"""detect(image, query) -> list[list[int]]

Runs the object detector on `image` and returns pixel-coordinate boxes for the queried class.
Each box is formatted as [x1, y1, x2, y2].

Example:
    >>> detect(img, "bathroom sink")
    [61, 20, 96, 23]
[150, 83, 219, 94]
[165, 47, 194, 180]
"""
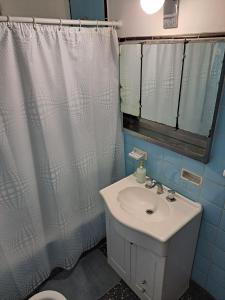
[100, 175, 202, 243]
[101, 176, 202, 300]
[118, 187, 170, 222]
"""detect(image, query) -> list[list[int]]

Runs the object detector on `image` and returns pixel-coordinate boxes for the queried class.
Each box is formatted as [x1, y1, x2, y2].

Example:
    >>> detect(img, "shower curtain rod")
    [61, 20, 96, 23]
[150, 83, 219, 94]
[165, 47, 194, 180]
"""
[120, 37, 225, 44]
[0, 16, 122, 28]
[119, 32, 225, 43]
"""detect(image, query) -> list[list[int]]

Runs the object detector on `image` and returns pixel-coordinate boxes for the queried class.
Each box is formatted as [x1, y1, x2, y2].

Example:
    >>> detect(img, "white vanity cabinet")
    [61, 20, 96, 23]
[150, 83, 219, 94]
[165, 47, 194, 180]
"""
[105, 208, 201, 300]
[101, 176, 202, 300]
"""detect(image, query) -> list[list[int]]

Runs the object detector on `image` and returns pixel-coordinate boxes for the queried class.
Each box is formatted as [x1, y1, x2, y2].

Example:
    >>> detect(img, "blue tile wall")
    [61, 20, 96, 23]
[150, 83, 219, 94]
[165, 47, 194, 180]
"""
[69, 0, 105, 20]
[124, 84, 225, 300]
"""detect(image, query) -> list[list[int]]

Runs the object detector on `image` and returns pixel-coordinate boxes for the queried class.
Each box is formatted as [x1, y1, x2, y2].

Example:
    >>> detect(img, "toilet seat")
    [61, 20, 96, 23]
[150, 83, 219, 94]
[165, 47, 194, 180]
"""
[29, 290, 67, 300]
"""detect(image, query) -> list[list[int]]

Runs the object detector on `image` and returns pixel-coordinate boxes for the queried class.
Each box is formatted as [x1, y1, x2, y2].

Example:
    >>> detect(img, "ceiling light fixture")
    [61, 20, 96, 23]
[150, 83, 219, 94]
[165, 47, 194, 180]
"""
[140, 0, 165, 15]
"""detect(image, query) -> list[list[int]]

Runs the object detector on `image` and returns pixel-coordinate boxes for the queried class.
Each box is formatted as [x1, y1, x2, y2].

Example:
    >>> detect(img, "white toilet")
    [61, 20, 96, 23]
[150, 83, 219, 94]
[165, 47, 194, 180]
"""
[29, 290, 67, 300]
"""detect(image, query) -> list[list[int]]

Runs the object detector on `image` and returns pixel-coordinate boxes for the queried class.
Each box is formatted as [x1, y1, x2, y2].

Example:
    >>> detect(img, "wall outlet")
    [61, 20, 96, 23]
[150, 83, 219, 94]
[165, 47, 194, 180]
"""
[181, 169, 202, 186]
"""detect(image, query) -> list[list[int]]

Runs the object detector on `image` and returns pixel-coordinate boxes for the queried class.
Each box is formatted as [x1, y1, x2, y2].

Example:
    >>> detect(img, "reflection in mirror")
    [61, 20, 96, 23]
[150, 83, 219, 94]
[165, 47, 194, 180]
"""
[141, 42, 184, 127]
[120, 44, 141, 116]
[178, 41, 225, 136]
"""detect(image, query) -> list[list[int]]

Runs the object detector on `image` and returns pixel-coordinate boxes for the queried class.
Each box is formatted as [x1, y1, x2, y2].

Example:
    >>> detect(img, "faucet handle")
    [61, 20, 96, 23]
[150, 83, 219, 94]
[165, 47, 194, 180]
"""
[168, 189, 175, 194]
[166, 189, 176, 202]
[145, 179, 156, 189]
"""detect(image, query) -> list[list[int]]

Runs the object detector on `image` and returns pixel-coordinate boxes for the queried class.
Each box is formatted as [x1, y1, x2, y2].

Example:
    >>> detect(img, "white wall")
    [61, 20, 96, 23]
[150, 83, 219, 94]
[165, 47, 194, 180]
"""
[0, 0, 70, 19]
[107, 0, 225, 37]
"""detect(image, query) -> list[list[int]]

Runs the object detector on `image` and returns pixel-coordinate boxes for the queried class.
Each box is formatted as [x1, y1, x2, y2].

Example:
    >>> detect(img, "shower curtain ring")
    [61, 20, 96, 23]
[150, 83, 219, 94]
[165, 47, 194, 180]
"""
[79, 19, 82, 31]
[7, 16, 12, 29]
[59, 18, 62, 31]
[33, 17, 37, 30]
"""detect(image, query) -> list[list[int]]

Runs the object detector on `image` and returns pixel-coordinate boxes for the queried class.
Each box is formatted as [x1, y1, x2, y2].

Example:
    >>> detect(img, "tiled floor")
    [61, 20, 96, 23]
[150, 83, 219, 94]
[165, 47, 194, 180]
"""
[99, 280, 139, 300]
[99, 279, 215, 300]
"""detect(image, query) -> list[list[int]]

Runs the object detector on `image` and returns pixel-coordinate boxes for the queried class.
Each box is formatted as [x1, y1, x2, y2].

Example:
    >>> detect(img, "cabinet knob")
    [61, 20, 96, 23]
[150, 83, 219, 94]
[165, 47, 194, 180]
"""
[140, 280, 146, 285]
[140, 287, 145, 293]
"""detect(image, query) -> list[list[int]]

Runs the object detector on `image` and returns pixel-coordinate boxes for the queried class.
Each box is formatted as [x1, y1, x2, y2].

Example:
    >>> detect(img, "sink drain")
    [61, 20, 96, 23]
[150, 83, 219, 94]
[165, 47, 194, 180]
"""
[146, 209, 154, 215]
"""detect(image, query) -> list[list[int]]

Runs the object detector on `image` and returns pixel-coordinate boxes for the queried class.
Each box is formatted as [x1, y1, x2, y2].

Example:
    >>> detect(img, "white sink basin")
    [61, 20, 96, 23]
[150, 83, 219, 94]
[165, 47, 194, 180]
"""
[118, 187, 170, 222]
[100, 175, 202, 242]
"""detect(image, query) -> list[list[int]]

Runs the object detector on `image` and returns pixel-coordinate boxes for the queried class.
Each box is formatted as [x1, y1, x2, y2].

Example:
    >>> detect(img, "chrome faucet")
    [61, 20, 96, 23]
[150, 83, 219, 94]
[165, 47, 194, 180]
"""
[145, 179, 164, 194]
[156, 182, 164, 195]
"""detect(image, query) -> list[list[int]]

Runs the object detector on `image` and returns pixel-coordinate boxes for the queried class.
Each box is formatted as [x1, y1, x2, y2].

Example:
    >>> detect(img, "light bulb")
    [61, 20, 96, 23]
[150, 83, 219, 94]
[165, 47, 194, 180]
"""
[140, 0, 165, 15]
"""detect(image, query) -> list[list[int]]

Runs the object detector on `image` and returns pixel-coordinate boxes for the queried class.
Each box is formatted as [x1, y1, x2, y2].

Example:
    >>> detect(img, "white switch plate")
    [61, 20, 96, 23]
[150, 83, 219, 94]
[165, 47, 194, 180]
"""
[223, 170, 225, 177]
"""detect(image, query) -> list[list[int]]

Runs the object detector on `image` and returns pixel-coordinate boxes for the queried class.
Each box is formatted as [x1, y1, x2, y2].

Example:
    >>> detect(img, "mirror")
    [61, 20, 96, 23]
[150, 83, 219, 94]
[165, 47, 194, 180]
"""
[141, 42, 184, 127]
[178, 41, 225, 136]
[121, 40, 225, 137]
[120, 44, 141, 117]
[120, 39, 225, 162]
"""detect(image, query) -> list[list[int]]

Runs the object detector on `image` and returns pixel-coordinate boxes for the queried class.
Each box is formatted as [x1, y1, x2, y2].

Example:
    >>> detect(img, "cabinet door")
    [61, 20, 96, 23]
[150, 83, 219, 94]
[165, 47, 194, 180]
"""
[131, 244, 164, 300]
[106, 214, 131, 281]
[141, 43, 184, 127]
[120, 44, 142, 117]
[178, 41, 225, 136]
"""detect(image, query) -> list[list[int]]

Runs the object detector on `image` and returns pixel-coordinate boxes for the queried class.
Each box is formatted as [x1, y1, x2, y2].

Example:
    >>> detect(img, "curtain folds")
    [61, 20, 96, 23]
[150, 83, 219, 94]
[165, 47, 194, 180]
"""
[178, 41, 225, 136]
[0, 23, 124, 300]
[120, 44, 142, 117]
[141, 43, 184, 127]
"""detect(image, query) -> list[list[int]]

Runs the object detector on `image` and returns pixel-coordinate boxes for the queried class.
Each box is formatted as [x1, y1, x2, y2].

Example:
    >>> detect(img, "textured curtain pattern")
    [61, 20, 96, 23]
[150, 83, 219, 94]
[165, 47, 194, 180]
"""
[141, 43, 184, 127]
[178, 41, 225, 136]
[0, 23, 124, 300]
[120, 44, 141, 116]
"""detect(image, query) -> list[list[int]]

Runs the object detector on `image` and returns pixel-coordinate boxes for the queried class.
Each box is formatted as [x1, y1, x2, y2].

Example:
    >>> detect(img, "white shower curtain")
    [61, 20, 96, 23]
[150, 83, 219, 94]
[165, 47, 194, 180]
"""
[0, 23, 124, 300]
